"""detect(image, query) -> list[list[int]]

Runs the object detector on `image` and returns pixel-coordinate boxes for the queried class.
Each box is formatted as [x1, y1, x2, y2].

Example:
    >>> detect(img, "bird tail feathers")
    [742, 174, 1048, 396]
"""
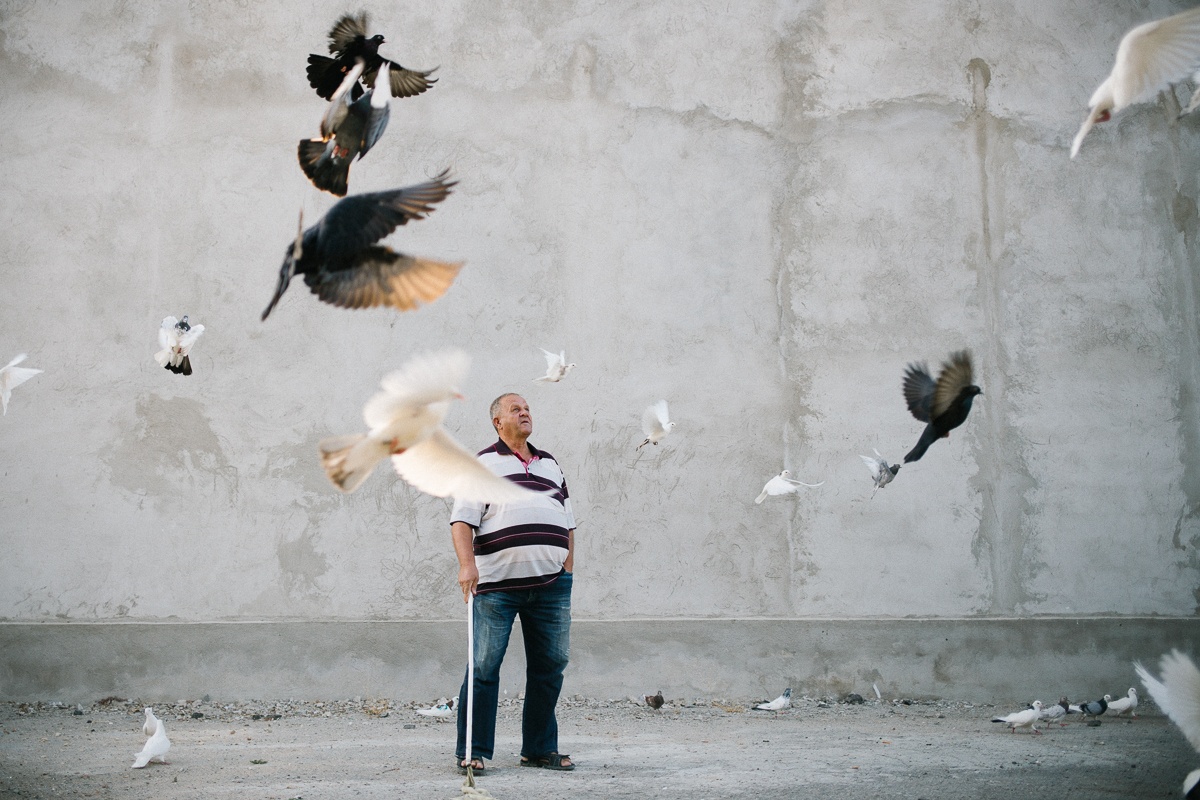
[298, 139, 350, 197]
[319, 434, 390, 493]
[903, 427, 938, 463]
[306, 54, 346, 101]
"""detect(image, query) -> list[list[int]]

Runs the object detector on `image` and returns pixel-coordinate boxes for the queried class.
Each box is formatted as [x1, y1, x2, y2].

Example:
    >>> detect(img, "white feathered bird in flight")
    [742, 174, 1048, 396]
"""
[319, 350, 538, 503]
[1071, 6, 1200, 158]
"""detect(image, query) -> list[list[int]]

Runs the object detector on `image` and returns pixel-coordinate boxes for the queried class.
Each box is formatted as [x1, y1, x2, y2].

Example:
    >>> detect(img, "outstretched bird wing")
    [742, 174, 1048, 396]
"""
[392, 429, 539, 503]
[306, 248, 463, 312]
[903, 362, 935, 422]
[315, 171, 456, 256]
[358, 66, 391, 159]
[931, 350, 974, 419]
[327, 12, 369, 55]
[1137, 650, 1200, 754]
[320, 60, 365, 139]
[1108, 7, 1200, 110]
[643, 400, 670, 436]
[363, 60, 437, 99]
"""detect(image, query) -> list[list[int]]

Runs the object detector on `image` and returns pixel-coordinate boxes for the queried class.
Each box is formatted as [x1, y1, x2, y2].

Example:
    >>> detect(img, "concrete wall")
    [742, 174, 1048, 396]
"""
[1, 0, 1198, 700]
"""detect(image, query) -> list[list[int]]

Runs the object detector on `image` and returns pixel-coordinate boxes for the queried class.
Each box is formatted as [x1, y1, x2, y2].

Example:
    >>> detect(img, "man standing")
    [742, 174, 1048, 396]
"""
[451, 393, 576, 773]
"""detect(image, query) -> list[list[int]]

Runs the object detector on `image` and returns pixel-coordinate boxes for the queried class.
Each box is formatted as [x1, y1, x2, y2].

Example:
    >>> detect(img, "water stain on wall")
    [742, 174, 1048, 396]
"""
[101, 393, 238, 508]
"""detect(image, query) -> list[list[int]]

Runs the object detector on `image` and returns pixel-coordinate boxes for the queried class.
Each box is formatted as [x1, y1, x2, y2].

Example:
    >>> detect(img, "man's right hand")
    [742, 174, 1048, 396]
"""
[458, 563, 479, 603]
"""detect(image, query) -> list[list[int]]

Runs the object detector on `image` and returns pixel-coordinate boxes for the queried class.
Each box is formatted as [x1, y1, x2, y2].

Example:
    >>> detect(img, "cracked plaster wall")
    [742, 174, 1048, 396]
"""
[1, 0, 1198, 625]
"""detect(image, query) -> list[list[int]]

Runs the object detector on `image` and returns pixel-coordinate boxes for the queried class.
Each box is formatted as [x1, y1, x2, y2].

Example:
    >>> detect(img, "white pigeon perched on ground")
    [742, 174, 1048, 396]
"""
[154, 315, 205, 376]
[1136, 650, 1200, 797]
[754, 688, 792, 711]
[860, 450, 900, 498]
[533, 349, 576, 383]
[636, 400, 675, 450]
[754, 470, 825, 503]
[1107, 687, 1138, 717]
[141, 707, 160, 736]
[132, 711, 170, 768]
[1071, 5, 1200, 159]
[319, 350, 538, 504]
[0, 354, 42, 415]
[416, 696, 457, 718]
[992, 700, 1043, 734]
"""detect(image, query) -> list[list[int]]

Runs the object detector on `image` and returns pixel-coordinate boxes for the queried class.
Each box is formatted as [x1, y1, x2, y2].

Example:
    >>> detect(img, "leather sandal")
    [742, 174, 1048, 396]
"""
[457, 758, 485, 774]
[521, 752, 574, 770]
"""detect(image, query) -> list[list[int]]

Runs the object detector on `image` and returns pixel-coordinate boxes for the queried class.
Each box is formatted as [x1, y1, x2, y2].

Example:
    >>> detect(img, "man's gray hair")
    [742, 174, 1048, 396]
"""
[489, 392, 521, 430]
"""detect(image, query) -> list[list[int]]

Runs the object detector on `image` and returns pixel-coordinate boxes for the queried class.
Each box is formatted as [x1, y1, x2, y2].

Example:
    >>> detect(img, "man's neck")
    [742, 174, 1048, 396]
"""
[500, 434, 533, 461]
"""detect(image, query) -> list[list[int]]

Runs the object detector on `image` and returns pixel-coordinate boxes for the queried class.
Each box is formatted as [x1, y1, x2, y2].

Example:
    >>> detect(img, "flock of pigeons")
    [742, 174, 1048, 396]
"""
[991, 688, 1139, 734]
[986, 649, 1200, 796]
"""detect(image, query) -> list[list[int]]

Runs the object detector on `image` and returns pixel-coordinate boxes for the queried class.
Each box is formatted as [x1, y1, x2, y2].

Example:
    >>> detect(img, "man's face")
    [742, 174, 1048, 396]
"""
[495, 395, 533, 440]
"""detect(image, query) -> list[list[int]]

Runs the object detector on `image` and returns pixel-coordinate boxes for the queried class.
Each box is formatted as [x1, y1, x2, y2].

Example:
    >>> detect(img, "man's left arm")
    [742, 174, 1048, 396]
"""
[564, 528, 574, 573]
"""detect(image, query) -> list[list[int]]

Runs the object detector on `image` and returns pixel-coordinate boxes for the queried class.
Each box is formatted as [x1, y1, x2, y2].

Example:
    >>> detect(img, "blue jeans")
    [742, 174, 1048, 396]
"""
[456, 572, 572, 762]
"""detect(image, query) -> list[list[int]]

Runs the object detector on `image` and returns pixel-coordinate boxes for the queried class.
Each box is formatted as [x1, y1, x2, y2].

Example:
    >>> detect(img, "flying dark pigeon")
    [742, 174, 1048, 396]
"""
[299, 59, 391, 196]
[261, 170, 463, 321]
[306, 12, 436, 101]
[902, 350, 982, 463]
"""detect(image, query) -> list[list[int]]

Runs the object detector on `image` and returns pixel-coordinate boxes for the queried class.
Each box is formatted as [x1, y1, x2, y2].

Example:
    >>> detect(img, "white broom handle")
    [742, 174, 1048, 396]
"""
[465, 592, 475, 766]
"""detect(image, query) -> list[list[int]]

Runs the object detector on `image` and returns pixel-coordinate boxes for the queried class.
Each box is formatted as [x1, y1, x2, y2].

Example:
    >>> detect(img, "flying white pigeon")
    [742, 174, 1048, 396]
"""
[416, 696, 457, 718]
[754, 470, 825, 503]
[154, 315, 205, 376]
[141, 707, 161, 737]
[992, 700, 1043, 734]
[1071, 6, 1200, 159]
[860, 450, 900, 498]
[1137, 650, 1200, 797]
[533, 349, 576, 383]
[0, 354, 42, 415]
[319, 350, 538, 503]
[636, 400, 675, 450]
[1107, 687, 1138, 717]
[1038, 697, 1071, 728]
[132, 712, 170, 768]
[754, 687, 792, 711]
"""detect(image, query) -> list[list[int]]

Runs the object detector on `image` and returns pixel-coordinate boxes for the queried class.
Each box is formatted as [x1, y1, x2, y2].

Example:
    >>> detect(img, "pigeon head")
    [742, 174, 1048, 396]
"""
[175, 316, 191, 332]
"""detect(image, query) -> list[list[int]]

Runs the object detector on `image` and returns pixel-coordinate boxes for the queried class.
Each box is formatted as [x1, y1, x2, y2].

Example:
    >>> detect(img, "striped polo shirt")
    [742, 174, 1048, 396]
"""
[450, 439, 575, 594]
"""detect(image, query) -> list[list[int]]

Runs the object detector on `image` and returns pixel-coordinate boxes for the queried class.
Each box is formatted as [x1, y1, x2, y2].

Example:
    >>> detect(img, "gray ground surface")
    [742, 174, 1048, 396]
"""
[0, 695, 1194, 799]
